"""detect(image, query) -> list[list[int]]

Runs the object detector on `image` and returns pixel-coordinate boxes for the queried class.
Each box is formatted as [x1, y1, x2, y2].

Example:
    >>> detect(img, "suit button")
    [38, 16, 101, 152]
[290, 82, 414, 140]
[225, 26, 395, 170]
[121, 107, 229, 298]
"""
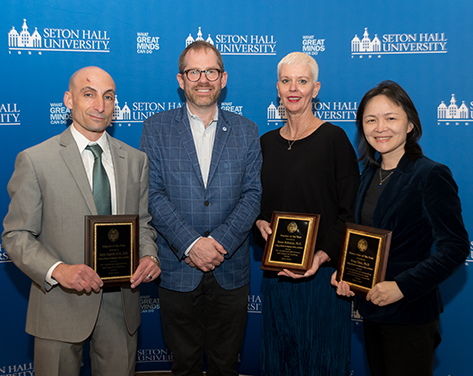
[204, 201, 210, 206]
[204, 231, 210, 236]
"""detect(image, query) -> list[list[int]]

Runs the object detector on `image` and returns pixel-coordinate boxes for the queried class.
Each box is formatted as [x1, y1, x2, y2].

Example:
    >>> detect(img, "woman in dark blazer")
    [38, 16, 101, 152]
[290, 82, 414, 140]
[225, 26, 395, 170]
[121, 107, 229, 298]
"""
[332, 80, 469, 376]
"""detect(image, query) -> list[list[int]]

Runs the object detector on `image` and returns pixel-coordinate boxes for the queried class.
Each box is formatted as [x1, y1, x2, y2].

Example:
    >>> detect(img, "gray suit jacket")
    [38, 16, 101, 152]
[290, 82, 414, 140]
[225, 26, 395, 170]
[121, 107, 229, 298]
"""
[2, 126, 158, 342]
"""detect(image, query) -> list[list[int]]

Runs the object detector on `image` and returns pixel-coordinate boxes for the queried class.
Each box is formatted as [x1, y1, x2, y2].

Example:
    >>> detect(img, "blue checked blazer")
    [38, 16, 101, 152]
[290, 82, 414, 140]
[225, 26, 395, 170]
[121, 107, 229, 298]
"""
[140, 105, 262, 292]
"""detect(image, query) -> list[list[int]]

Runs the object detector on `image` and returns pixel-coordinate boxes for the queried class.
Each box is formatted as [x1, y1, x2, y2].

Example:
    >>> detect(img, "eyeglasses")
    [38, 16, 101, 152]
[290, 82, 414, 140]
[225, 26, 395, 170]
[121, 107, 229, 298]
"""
[181, 68, 223, 82]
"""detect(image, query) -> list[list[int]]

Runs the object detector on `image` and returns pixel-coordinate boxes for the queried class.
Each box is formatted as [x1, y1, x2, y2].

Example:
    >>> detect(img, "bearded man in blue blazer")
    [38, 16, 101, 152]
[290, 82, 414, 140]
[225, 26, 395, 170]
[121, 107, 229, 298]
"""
[140, 41, 262, 376]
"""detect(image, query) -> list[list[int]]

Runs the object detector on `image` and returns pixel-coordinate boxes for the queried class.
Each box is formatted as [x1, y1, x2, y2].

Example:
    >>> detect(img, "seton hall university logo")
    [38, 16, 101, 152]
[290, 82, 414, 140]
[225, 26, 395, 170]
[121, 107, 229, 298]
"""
[8, 18, 110, 54]
[351, 27, 447, 58]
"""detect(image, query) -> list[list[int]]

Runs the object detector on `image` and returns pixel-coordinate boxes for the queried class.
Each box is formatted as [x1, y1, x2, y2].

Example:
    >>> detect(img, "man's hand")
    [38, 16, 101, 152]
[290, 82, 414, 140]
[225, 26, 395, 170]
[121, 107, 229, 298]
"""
[185, 257, 197, 268]
[131, 256, 161, 289]
[188, 237, 227, 272]
[52, 263, 103, 293]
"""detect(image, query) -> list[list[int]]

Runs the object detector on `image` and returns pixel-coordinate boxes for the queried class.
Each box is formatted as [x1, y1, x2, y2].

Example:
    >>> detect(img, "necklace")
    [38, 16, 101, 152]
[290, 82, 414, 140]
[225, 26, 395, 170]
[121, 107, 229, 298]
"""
[286, 117, 316, 150]
[378, 168, 395, 188]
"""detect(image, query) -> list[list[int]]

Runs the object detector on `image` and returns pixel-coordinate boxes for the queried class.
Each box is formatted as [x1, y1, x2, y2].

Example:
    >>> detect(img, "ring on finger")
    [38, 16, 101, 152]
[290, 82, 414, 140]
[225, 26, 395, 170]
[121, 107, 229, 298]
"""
[147, 274, 152, 280]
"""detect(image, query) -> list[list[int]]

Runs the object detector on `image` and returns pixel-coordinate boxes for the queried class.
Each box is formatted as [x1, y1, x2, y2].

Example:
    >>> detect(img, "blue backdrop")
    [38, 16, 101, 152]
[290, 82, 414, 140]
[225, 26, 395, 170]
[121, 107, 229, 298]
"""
[1, 1, 472, 375]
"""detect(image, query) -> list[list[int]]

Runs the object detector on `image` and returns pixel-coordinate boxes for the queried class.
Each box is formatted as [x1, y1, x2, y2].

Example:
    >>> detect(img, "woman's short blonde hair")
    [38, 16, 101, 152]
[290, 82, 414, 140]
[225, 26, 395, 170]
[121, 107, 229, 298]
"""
[277, 52, 319, 83]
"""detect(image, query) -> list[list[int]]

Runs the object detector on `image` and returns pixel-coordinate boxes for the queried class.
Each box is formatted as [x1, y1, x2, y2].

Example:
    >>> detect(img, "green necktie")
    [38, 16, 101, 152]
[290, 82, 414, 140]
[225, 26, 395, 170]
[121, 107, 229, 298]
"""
[86, 144, 112, 215]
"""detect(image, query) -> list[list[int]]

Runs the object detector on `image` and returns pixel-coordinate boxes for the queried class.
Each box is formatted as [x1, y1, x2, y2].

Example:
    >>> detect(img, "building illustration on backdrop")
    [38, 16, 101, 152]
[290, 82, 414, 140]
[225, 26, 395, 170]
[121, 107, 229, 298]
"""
[437, 94, 470, 121]
[351, 28, 381, 53]
[186, 27, 214, 46]
[8, 19, 42, 48]
[113, 96, 131, 121]
[267, 102, 287, 126]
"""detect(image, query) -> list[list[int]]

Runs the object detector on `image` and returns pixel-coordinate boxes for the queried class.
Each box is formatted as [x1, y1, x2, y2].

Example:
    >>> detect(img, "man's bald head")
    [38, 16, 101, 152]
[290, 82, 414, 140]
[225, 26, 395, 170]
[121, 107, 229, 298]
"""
[68, 66, 115, 92]
[64, 66, 116, 141]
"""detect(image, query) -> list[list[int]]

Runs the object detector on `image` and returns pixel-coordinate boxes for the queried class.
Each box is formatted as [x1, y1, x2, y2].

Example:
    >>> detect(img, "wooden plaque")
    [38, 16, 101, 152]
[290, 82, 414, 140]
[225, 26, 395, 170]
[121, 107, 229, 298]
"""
[261, 212, 320, 275]
[337, 222, 392, 295]
[85, 215, 139, 287]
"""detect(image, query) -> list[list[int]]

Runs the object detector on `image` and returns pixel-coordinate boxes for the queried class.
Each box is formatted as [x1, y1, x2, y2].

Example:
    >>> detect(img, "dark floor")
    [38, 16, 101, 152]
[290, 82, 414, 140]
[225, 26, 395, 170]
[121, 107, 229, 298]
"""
[135, 373, 248, 375]
[134, 373, 212, 376]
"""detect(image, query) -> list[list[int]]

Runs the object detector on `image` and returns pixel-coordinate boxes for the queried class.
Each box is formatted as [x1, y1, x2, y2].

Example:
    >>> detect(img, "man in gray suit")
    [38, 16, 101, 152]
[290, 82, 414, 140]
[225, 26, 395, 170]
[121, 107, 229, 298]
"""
[2, 66, 161, 376]
[140, 41, 262, 375]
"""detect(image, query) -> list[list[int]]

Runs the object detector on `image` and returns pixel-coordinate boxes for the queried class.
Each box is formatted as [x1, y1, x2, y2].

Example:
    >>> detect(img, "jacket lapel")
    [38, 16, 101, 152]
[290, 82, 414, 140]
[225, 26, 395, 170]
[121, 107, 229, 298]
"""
[372, 156, 413, 228]
[207, 112, 230, 186]
[357, 155, 414, 228]
[108, 134, 127, 214]
[59, 128, 97, 215]
[175, 107, 205, 187]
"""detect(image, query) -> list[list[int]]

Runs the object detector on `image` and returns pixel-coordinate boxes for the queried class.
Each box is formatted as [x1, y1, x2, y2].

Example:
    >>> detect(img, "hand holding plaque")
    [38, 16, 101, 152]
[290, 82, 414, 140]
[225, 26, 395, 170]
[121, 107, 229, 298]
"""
[261, 212, 320, 275]
[85, 215, 139, 287]
[336, 223, 392, 295]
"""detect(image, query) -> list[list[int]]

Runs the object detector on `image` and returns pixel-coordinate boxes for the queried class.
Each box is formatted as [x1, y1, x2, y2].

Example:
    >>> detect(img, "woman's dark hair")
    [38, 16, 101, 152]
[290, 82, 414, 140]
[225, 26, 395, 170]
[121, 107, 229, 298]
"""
[356, 80, 423, 167]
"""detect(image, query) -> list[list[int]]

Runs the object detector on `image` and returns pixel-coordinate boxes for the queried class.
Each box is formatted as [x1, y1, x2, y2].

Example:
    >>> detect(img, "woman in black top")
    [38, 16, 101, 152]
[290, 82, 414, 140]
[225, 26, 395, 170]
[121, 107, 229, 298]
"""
[254, 52, 359, 376]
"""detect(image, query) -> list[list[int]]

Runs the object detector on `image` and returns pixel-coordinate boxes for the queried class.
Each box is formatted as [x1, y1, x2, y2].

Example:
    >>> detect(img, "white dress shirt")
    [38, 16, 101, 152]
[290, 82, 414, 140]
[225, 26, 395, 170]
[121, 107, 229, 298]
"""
[46, 125, 117, 285]
[187, 104, 218, 188]
[184, 104, 218, 256]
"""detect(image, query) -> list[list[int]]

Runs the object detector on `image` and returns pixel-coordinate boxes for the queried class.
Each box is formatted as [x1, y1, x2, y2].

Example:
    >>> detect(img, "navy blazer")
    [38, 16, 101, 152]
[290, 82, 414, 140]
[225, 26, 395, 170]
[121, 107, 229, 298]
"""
[356, 155, 469, 324]
[140, 105, 262, 292]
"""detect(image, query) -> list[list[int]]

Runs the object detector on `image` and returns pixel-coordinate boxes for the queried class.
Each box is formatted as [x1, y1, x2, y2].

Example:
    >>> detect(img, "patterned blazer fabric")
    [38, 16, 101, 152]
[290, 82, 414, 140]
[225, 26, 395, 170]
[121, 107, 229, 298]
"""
[141, 106, 262, 292]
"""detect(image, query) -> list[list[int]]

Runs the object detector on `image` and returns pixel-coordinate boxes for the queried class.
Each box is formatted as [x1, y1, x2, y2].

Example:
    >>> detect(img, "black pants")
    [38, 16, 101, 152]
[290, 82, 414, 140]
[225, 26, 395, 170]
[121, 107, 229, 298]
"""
[159, 272, 249, 376]
[363, 319, 442, 376]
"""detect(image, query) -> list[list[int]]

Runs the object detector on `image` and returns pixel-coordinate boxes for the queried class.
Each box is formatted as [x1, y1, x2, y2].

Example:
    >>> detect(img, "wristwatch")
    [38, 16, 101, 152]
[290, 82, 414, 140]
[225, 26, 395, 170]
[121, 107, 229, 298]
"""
[148, 255, 160, 267]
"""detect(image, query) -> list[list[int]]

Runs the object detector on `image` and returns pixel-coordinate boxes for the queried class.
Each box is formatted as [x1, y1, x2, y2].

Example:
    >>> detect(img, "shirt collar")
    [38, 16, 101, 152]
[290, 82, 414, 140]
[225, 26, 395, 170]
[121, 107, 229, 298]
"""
[186, 103, 219, 127]
[70, 124, 110, 160]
